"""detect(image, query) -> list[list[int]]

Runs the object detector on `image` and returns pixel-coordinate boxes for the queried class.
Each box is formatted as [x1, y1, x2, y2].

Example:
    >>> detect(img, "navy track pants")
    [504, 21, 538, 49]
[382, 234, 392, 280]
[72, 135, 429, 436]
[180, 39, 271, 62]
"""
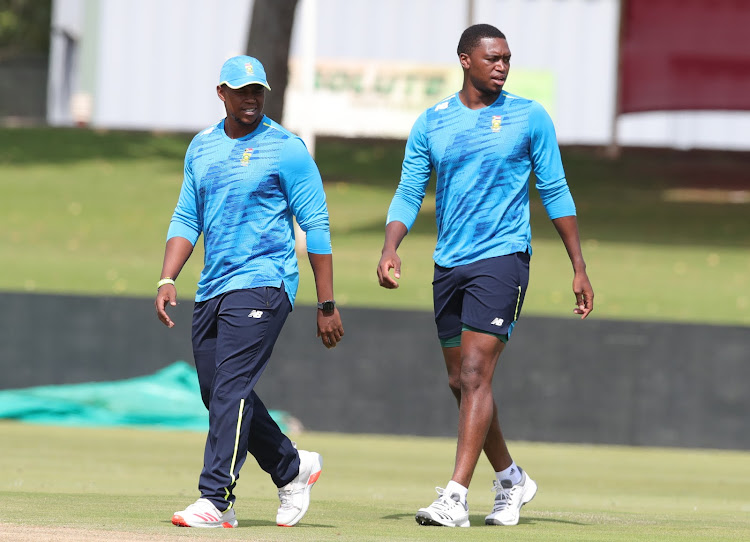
[191, 286, 300, 511]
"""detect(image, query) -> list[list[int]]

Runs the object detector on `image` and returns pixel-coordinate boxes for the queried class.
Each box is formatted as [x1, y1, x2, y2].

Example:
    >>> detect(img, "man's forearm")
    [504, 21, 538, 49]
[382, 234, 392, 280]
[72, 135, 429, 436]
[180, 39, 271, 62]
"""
[160, 236, 195, 280]
[551, 215, 587, 272]
[382, 220, 409, 253]
[307, 252, 335, 302]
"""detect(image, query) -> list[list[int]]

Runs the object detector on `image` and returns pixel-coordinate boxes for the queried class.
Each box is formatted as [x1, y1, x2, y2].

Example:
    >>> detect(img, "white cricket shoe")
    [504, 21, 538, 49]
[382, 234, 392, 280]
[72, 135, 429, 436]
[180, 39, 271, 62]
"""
[171, 498, 237, 528]
[415, 487, 470, 528]
[276, 449, 322, 526]
[484, 469, 538, 526]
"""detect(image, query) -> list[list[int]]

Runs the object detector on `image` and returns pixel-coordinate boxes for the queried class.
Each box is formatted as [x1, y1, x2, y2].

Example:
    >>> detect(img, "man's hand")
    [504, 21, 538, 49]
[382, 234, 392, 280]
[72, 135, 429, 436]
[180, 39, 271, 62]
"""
[573, 270, 594, 319]
[377, 221, 408, 289]
[155, 284, 177, 328]
[155, 237, 194, 328]
[550, 215, 593, 320]
[317, 308, 344, 349]
[377, 249, 402, 289]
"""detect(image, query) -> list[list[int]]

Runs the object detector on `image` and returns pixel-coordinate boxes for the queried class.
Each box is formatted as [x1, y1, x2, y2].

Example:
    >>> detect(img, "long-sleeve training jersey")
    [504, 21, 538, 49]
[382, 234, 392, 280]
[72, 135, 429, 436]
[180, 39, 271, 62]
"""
[387, 90, 576, 268]
[167, 116, 331, 305]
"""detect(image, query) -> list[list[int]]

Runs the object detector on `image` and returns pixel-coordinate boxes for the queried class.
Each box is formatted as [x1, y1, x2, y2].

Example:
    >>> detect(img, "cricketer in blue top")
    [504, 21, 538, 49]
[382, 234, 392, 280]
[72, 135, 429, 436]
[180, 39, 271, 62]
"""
[167, 117, 330, 305]
[377, 24, 593, 529]
[156, 55, 342, 529]
[386, 90, 576, 268]
[155, 54, 343, 345]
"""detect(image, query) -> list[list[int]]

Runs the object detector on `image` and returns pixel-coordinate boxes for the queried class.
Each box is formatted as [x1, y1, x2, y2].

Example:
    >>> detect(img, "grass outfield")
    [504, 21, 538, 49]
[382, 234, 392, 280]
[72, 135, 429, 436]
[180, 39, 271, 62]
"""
[2, 127, 749, 325]
[1, 422, 748, 541]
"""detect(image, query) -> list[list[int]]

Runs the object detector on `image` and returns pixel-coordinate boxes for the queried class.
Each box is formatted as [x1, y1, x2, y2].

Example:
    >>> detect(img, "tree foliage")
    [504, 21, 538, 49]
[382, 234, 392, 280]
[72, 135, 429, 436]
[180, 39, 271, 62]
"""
[0, 0, 51, 59]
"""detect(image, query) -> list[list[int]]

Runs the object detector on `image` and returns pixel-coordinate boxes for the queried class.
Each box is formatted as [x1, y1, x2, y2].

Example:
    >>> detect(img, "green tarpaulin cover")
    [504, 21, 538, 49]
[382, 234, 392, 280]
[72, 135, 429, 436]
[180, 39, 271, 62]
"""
[0, 361, 288, 432]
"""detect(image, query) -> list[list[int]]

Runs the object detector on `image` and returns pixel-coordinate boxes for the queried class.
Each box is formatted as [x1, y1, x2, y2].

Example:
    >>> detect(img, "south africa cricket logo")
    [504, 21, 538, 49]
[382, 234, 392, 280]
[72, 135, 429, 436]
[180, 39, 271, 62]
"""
[241, 148, 254, 166]
[491, 115, 502, 133]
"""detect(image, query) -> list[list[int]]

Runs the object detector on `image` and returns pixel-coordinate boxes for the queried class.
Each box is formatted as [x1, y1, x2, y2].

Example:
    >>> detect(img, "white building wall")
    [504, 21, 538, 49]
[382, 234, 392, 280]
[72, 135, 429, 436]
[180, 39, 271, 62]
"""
[47, 0, 750, 150]
[472, 0, 620, 144]
[618, 111, 750, 152]
[47, 0, 86, 125]
[94, 0, 252, 131]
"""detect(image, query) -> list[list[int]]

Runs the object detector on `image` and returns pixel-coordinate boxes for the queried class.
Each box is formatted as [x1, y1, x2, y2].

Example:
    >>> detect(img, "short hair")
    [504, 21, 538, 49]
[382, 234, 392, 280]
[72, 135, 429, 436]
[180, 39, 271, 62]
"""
[457, 24, 506, 56]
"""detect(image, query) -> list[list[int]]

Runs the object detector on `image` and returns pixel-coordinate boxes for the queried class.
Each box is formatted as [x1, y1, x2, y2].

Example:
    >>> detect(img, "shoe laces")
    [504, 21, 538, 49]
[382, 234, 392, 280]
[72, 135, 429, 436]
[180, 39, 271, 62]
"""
[490, 480, 521, 512]
[278, 485, 294, 508]
[430, 487, 464, 511]
[278, 476, 304, 509]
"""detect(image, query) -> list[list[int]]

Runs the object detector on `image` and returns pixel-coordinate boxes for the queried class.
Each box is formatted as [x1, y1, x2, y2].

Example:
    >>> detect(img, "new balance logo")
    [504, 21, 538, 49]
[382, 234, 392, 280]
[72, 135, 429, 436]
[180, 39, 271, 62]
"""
[490, 317, 504, 326]
[248, 310, 264, 318]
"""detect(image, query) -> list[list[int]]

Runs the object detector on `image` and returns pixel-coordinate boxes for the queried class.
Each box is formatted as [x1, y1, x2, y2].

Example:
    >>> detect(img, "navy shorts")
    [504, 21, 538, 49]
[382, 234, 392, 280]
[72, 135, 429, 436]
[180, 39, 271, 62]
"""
[433, 252, 530, 341]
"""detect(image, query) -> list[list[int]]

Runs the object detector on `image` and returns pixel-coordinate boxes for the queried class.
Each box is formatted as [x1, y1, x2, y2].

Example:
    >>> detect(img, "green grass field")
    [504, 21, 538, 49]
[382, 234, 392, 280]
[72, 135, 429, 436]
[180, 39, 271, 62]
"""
[2, 127, 749, 325]
[1, 422, 748, 541]
[2, 129, 749, 541]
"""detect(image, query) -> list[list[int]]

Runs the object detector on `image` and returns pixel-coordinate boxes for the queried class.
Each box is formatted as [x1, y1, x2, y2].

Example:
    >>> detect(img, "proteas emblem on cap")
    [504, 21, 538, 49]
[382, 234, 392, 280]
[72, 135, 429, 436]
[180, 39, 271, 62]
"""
[245, 63, 255, 75]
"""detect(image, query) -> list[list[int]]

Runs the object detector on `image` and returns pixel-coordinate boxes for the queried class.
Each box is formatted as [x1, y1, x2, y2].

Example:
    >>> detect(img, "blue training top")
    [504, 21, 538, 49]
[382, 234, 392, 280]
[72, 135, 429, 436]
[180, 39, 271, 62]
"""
[386, 91, 576, 268]
[167, 116, 331, 305]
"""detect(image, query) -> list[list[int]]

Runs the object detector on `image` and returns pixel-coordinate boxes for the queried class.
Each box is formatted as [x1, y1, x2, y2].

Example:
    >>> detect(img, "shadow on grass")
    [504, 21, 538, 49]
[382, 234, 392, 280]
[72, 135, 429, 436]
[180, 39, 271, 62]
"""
[382, 512, 415, 521]
[381, 512, 586, 526]
[517, 516, 587, 526]
[162, 518, 337, 528]
[237, 520, 336, 529]
[4, 128, 748, 248]
[0, 126, 192, 164]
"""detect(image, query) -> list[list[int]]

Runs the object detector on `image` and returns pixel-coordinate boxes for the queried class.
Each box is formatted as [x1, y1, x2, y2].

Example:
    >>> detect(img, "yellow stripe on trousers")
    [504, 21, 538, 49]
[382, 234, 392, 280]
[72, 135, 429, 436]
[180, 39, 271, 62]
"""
[223, 398, 244, 510]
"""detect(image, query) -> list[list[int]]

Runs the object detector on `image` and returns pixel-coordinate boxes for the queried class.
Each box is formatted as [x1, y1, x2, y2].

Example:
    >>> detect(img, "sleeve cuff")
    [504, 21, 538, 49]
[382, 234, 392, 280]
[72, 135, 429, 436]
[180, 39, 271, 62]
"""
[305, 228, 332, 254]
[166, 222, 199, 245]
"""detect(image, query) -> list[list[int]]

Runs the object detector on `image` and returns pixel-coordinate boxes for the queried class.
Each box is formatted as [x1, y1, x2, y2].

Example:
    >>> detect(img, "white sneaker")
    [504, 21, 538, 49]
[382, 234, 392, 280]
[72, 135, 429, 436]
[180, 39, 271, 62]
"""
[415, 487, 470, 528]
[276, 449, 322, 527]
[484, 469, 538, 526]
[171, 498, 237, 528]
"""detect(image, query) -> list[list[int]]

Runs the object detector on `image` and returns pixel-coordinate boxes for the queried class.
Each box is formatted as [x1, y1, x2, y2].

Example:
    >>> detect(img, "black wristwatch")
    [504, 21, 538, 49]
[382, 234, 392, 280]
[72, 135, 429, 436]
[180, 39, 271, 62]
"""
[317, 299, 336, 313]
